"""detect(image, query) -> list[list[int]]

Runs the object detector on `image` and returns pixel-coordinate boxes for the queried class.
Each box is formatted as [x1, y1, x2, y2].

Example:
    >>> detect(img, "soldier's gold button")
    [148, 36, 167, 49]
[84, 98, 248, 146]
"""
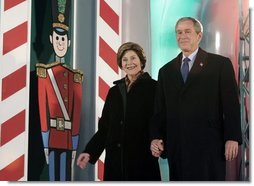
[64, 97, 68, 102]
[63, 84, 68, 89]
[63, 71, 68, 77]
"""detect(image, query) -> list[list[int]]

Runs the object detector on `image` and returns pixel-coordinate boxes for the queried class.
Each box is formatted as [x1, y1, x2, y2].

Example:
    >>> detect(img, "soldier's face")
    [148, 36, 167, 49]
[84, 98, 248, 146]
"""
[51, 31, 70, 58]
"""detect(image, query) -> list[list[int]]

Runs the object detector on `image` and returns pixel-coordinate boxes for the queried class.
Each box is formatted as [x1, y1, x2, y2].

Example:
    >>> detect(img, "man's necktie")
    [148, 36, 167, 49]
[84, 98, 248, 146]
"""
[181, 57, 190, 83]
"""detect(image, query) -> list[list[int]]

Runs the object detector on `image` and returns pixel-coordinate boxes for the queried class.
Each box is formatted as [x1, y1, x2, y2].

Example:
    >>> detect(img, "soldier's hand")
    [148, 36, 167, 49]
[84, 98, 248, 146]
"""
[77, 153, 90, 169]
[72, 151, 77, 159]
[44, 148, 49, 164]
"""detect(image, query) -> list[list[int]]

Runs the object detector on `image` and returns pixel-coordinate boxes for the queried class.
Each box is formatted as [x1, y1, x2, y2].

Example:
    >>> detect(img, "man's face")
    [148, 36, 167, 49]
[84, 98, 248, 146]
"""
[176, 20, 202, 54]
[51, 30, 70, 58]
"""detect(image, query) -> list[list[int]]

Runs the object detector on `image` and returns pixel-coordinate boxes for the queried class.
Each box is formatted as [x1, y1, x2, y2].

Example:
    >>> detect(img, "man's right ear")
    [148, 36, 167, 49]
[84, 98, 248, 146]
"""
[49, 35, 53, 44]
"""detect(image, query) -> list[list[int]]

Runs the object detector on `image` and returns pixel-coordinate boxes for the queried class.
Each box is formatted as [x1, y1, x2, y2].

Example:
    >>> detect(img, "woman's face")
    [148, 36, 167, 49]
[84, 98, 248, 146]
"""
[121, 50, 142, 77]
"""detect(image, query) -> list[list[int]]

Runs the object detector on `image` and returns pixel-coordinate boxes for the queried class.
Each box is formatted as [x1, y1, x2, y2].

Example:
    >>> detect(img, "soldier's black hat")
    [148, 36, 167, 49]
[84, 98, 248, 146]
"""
[51, 0, 71, 35]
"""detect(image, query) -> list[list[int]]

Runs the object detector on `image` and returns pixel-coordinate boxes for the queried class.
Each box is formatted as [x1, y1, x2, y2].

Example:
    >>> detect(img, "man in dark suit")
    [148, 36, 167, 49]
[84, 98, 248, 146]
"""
[150, 17, 242, 181]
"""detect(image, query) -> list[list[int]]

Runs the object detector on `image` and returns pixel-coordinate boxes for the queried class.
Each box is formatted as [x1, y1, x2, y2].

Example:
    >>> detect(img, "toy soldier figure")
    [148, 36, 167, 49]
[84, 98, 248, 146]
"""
[36, 0, 83, 181]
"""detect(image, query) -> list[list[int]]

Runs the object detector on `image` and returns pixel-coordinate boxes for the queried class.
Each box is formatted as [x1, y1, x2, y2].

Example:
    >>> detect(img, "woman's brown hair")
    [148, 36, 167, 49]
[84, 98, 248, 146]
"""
[117, 42, 146, 70]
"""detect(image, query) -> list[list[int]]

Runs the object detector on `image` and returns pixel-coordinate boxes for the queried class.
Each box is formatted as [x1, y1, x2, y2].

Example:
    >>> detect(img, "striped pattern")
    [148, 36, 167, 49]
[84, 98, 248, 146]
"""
[95, 0, 122, 181]
[0, 0, 31, 181]
[1, 65, 27, 100]
[3, 22, 27, 55]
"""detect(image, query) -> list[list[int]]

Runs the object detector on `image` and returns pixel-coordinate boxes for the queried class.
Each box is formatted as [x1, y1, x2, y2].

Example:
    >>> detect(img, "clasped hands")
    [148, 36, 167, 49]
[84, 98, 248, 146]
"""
[150, 139, 164, 157]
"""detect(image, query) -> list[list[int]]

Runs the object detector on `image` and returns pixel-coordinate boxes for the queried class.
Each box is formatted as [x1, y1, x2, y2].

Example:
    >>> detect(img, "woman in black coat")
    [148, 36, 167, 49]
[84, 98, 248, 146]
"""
[77, 42, 161, 181]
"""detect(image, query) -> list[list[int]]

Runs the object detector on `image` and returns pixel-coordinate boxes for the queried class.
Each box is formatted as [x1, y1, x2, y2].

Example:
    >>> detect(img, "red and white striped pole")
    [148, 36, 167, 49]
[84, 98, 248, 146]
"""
[95, 0, 122, 181]
[0, 0, 31, 181]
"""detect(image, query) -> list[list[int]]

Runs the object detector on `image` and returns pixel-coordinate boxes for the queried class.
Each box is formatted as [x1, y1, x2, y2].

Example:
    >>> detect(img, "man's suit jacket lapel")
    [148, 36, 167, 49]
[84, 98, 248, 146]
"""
[172, 53, 184, 89]
[182, 48, 209, 92]
[170, 48, 209, 92]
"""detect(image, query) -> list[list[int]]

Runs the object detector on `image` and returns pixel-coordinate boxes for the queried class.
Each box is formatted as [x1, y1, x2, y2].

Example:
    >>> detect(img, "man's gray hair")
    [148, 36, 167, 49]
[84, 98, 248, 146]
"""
[175, 17, 203, 33]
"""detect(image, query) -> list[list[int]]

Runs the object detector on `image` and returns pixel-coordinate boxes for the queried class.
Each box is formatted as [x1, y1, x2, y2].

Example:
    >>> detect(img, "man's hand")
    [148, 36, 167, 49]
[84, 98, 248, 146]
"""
[225, 140, 239, 161]
[150, 139, 164, 157]
[76, 153, 90, 169]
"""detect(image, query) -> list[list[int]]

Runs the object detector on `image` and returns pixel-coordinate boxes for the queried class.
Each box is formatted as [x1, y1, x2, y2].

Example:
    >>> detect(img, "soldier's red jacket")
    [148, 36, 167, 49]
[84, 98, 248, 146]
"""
[36, 62, 83, 150]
